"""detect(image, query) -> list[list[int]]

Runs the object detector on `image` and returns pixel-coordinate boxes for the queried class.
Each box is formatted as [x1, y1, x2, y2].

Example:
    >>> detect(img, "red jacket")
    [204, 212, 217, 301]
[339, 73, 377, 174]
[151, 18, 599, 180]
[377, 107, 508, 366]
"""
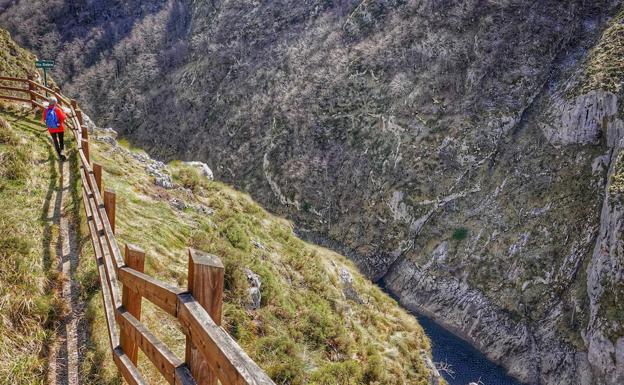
[42, 106, 66, 134]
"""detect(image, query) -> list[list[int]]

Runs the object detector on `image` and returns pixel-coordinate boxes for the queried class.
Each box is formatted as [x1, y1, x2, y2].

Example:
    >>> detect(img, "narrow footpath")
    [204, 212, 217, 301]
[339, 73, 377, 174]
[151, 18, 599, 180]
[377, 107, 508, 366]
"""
[46, 156, 86, 385]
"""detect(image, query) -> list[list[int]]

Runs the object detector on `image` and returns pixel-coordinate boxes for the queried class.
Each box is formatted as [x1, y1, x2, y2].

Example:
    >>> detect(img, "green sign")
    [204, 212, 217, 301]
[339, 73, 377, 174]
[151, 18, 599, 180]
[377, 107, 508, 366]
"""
[35, 60, 55, 69]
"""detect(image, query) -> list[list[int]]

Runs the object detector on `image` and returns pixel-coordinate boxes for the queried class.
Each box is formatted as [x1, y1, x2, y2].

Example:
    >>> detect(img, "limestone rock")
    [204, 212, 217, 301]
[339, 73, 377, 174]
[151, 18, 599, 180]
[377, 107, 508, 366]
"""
[541, 91, 624, 146]
[339, 268, 363, 304]
[184, 161, 214, 180]
[169, 198, 186, 210]
[81, 112, 97, 133]
[244, 268, 262, 310]
[154, 175, 173, 189]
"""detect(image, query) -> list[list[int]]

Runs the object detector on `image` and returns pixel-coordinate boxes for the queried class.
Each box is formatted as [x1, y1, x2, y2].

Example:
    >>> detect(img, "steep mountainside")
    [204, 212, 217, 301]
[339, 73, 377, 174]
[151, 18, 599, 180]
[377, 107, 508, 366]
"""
[0, 29, 442, 385]
[2, 1, 624, 384]
[74, 125, 441, 385]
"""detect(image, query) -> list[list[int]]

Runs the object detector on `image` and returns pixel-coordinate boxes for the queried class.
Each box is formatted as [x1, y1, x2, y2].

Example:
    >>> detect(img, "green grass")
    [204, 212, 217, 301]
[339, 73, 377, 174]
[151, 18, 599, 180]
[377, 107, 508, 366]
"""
[78, 131, 438, 384]
[0, 107, 66, 384]
[0, 29, 37, 78]
[577, 7, 624, 95]
[0, 106, 438, 384]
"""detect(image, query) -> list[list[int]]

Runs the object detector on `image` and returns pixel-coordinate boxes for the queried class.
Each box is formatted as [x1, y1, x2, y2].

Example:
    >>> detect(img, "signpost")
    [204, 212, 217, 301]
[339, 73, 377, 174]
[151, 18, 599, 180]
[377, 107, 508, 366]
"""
[35, 60, 54, 95]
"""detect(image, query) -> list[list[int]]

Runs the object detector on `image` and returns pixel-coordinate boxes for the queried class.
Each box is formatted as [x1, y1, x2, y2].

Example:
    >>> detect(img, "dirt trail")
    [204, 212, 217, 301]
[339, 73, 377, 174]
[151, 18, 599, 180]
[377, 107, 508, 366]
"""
[47, 158, 86, 385]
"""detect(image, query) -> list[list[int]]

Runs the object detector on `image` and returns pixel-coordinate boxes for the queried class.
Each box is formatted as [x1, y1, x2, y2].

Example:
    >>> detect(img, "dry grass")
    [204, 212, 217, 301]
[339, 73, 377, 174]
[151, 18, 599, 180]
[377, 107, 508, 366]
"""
[579, 8, 624, 94]
[74, 132, 437, 385]
[0, 107, 437, 384]
[0, 109, 66, 385]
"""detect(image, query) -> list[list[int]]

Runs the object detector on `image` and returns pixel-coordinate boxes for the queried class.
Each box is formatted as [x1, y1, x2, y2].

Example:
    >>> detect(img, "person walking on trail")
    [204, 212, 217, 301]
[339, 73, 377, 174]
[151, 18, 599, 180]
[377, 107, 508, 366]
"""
[43, 96, 67, 161]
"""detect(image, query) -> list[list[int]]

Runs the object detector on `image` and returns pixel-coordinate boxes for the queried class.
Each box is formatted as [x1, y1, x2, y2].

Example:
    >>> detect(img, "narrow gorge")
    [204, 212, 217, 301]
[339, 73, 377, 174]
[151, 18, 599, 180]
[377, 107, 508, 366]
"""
[2, 1, 623, 384]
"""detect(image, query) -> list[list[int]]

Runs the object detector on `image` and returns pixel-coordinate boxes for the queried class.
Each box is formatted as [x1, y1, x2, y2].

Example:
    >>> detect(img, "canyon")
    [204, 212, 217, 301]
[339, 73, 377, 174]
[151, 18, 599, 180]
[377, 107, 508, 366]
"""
[2, 1, 623, 383]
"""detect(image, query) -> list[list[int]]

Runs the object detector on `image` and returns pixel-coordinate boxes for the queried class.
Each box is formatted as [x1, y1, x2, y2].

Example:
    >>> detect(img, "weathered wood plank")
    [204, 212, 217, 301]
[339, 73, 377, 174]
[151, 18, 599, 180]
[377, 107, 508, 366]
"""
[0, 85, 29, 93]
[0, 76, 28, 82]
[117, 267, 184, 316]
[82, 177, 123, 309]
[81, 183, 119, 348]
[78, 149, 90, 172]
[80, 166, 125, 270]
[28, 81, 69, 105]
[116, 309, 183, 384]
[81, 139, 90, 163]
[113, 346, 148, 385]
[0, 95, 32, 103]
[186, 249, 224, 385]
[29, 90, 47, 101]
[104, 189, 115, 234]
[121, 244, 146, 364]
[177, 294, 275, 385]
[85, 167, 126, 270]
[93, 163, 103, 196]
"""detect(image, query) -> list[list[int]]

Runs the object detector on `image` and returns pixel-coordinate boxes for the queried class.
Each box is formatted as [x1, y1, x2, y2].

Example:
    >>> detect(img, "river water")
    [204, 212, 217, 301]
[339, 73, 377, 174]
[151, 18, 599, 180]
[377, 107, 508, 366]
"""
[416, 314, 525, 385]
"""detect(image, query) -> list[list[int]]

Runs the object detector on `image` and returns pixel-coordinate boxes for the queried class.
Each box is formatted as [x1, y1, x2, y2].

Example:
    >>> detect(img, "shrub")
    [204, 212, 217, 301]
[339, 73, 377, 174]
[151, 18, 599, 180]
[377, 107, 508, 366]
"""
[310, 361, 363, 385]
[452, 227, 469, 241]
[175, 166, 203, 191]
[222, 217, 251, 251]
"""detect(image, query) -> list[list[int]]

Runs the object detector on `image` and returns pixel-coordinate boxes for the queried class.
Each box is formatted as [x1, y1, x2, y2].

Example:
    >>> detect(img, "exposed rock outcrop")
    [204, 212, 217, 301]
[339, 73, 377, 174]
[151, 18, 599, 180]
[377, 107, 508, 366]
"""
[244, 268, 262, 310]
[184, 161, 214, 180]
[585, 140, 624, 384]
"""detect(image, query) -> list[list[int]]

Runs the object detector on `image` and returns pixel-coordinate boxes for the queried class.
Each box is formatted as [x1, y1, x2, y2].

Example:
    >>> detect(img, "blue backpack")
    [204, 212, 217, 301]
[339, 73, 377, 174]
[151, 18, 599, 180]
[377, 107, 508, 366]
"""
[46, 108, 59, 129]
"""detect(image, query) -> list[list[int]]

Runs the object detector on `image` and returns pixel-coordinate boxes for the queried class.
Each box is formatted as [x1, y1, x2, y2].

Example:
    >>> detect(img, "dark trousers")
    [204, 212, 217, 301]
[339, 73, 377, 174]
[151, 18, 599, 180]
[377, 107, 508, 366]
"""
[51, 132, 64, 156]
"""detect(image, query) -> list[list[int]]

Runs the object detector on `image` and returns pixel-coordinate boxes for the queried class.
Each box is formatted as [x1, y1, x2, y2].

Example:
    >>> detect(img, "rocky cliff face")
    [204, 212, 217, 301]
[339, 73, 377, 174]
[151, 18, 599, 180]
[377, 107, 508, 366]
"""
[2, 1, 623, 383]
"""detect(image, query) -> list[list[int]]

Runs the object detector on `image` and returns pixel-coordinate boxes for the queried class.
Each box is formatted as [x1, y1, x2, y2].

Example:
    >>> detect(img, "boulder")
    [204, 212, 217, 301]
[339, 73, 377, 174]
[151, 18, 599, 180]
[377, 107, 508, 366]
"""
[339, 268, 363, 304]
[244, 268, 262, 310]
[169, 198, 186, 210]
[184, 161, 214, 180]
[155, 175, 173, 189]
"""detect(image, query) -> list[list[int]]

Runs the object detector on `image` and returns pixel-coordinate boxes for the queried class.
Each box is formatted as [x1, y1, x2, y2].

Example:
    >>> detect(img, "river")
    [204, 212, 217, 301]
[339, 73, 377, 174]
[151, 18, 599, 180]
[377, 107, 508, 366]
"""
[416, 314, 525, 385]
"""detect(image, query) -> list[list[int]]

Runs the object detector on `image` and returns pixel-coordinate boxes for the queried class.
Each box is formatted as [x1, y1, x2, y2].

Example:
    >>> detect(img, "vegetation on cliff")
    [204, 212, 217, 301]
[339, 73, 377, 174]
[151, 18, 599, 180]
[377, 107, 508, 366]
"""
[78, 128, 438, 384]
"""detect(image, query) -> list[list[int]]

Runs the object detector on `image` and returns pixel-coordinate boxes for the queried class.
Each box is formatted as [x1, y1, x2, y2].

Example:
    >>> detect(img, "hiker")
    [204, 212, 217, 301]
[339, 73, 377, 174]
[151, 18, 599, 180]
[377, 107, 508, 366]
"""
[42, 96, 67, 161]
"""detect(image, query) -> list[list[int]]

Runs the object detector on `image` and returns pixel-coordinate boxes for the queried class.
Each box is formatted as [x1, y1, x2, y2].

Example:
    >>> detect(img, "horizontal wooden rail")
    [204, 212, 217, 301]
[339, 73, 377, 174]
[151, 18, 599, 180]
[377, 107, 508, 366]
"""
[0, 85, 29, 93]
[30, 89, 47, 101]
[27, 80, 70, 105]
[0, 76, 28, 82]
[0, 94, 32, 103]
[118, 267, 185, 316]
[115, 309, 194, 384]
[1, 76, 275, 385]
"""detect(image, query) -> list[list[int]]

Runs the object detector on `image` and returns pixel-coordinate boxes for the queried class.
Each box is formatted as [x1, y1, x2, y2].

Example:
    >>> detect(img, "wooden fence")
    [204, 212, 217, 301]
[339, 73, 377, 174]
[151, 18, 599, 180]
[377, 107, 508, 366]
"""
[0, 76, 275, 385]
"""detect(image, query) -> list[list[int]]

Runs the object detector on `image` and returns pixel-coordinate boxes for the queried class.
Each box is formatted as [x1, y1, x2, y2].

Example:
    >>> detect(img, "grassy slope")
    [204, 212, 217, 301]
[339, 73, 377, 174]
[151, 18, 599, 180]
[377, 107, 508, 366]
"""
[75, 130, 438, 385]
[0, 28, 66, 384]
[0, 107, 72, 384]
[0, 29, 36, 77]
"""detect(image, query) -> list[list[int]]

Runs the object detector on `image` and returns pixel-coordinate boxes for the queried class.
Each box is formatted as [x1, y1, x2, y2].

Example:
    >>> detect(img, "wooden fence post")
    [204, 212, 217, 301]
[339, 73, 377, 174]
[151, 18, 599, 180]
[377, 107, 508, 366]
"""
[76, 109, 84, 126]
[81, 124, 89, 141]
[71, 99, 77, 110]
[185, 249, 224, 385]
[120, 244, 146, 364]
[93, 163, 103, 196]
[27, 75, 35, 108]
[104, 190, 116, 234]
[81, 139, 90, 163]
